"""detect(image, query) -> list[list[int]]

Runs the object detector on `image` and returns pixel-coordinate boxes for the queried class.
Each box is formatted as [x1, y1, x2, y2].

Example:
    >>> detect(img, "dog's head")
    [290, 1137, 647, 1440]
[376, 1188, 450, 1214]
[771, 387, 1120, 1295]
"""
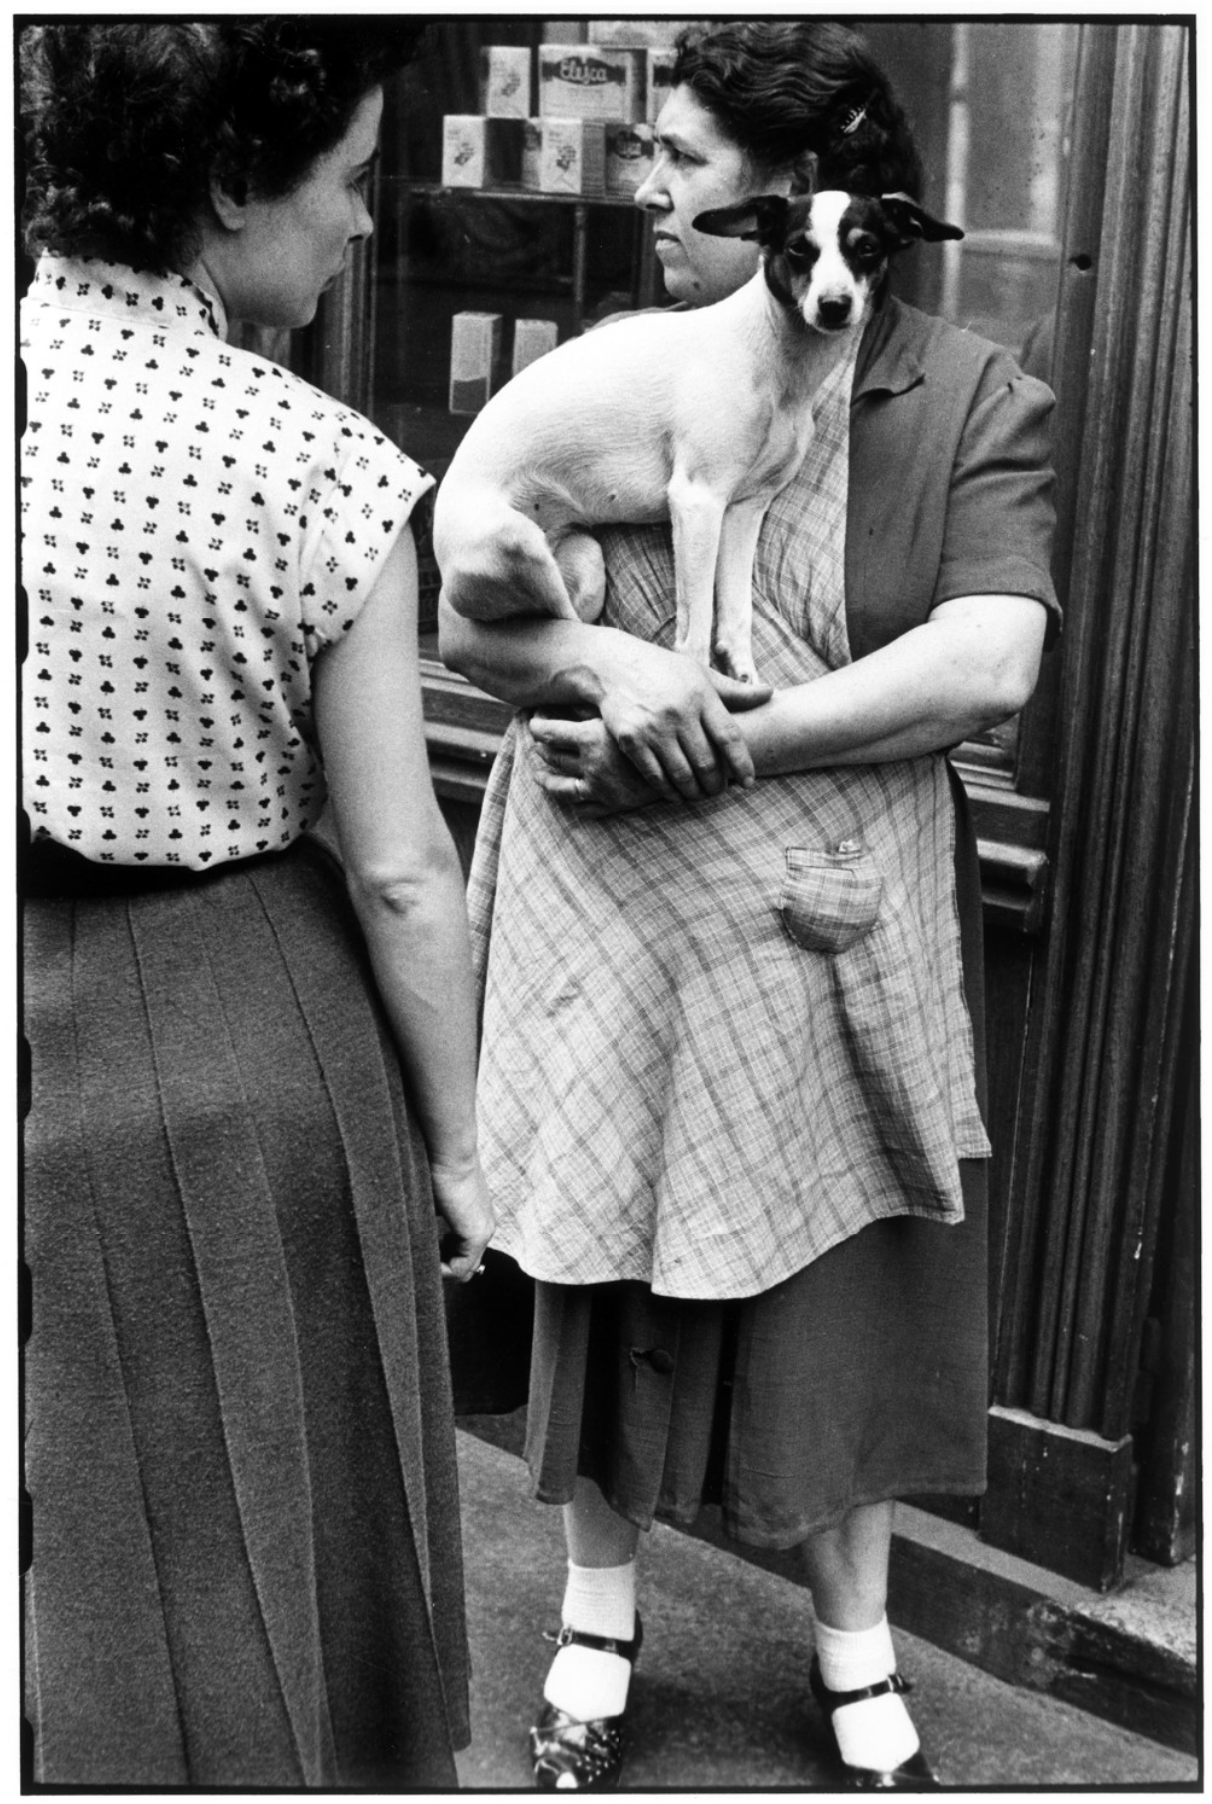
[694, 190, 963, 335]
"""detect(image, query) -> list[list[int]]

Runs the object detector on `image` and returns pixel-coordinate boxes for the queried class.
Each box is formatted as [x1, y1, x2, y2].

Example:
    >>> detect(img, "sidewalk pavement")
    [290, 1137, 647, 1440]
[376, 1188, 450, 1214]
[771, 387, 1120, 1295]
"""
[453, 1430, 1199, 1791]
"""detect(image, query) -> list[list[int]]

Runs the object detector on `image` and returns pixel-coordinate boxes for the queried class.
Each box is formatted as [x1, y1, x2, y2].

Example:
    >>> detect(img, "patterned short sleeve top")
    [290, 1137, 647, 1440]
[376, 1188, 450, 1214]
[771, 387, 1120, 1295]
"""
[22, 255, 434, 868]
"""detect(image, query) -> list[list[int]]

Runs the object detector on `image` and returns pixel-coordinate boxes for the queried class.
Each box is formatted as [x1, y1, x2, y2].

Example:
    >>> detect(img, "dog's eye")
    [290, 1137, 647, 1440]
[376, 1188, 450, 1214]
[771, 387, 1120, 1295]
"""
[849, 236, 883, 266]
[784, 239, 815, 268]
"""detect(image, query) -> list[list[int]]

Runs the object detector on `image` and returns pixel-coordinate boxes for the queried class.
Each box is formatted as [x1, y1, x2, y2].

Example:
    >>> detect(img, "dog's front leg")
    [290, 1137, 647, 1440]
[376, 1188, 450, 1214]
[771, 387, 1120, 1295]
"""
[668, 472, 726, 667]
[713, 496, 767, 684]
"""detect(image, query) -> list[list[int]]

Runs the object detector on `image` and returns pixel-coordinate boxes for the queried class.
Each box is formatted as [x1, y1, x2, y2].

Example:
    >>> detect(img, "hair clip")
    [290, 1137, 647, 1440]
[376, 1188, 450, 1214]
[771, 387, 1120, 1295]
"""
[840, 96, 874, 136]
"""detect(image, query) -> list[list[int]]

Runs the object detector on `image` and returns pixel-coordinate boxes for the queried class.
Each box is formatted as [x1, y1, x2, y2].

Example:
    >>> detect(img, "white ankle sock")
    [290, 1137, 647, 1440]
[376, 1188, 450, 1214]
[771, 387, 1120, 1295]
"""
[813, 1614, 919, 1773]
[543, 1560, 637, 1723]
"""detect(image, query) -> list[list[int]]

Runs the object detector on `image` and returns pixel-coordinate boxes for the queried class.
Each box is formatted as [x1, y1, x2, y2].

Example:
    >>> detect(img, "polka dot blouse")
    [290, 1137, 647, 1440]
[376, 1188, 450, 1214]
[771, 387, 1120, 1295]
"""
[22, 255, 435, 868]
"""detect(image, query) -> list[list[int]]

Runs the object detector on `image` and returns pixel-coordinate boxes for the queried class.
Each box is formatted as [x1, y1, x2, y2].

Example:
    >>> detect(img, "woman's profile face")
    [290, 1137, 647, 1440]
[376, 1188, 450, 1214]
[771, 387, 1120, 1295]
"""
[635, 84, 786, 307]
[217, 84, 383, 329]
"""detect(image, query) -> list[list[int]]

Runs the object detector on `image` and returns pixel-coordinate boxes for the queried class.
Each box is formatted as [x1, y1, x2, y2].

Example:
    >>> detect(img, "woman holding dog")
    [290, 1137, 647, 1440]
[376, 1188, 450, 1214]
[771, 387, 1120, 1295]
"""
[441, 18, 1058, 1791]
[21, 21, 494, 1787]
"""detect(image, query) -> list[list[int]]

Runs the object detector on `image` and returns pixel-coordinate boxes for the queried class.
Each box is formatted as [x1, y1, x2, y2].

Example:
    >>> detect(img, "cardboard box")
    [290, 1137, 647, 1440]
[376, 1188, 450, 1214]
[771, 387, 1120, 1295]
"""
[442, 116, 486, 187]
[538, 44, 644, 122]
[480, 45, 531, 118]
[441, 116, 524, 188]
[449, 311, 502, 415]
[605, 122, 655, 196]
[645, 47, 677, 124]
[512, 318, 560, 376]
[536, 118, 606, 196]
[587, 22, 679, 47]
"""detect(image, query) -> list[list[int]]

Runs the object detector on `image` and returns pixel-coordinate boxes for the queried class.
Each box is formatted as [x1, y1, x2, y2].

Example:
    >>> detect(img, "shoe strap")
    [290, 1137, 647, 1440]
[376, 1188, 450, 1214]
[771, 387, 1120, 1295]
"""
[816, 1667, 911, 1710]
[542, 1617, 642, 1664]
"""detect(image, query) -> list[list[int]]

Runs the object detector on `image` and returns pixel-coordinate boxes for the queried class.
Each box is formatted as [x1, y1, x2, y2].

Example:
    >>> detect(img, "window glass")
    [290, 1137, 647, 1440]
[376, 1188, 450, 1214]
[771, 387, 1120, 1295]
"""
[862, 21, 1078, 782]
[331, 21, 1078, 743]
[864, 21, 1078, 365]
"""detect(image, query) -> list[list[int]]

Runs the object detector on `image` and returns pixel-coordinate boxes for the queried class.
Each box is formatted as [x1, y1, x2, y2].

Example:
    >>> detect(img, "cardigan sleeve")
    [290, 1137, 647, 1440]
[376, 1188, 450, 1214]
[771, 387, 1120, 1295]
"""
[931, 358, 1062, 646]
[845, 307, 1062, 660]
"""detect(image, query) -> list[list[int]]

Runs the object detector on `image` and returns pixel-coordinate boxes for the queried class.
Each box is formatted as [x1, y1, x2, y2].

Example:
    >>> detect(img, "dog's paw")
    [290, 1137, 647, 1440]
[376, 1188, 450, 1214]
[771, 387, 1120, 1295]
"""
[713, 640, 760, 686]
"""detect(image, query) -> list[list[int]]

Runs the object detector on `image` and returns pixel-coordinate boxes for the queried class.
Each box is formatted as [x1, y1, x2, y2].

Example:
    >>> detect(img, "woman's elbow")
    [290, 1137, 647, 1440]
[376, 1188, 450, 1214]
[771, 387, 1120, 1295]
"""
[948, 604, 1047, 728]
[985, 644, 1042, 721]
[344, 836, 464, 921]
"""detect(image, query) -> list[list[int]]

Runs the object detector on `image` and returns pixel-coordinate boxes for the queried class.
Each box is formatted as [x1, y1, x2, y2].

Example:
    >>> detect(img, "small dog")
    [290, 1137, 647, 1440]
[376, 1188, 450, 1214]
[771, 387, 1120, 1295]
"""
[434, 190, 961, 683]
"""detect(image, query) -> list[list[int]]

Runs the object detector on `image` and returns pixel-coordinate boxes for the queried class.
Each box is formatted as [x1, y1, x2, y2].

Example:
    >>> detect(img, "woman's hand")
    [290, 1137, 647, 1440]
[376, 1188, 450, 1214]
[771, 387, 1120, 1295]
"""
[440, 600, 770, 802]
[528, 711, 663, 817]
[596, 645, 772, 800]
[431, 1158, 496, 1283]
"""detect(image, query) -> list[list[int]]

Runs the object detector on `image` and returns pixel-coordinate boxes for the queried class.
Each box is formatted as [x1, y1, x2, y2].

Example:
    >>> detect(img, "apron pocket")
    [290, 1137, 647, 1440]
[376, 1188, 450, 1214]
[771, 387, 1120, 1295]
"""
[778, 841, 965, 1213]
[779, 845, 883, 954]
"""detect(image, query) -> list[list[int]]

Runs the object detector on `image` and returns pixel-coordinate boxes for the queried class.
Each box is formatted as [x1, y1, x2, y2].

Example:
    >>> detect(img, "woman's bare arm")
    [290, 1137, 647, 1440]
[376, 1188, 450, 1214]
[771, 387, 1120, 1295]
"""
[736, 594, 1049, 770]
[439, 596, 769, 800]
[314, 528, 494, 1281]
[528, 594, 1049, 809]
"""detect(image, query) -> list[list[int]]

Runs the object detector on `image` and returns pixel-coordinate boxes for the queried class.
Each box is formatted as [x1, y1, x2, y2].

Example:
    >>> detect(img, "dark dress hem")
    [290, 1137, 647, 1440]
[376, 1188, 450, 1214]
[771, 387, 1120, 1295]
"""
[530, 1472, 989, 1551]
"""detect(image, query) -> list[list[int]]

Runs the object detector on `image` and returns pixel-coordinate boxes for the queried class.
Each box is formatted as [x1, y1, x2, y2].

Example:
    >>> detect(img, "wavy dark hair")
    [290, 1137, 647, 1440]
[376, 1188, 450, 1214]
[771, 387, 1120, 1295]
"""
[672, 20, 923, 199]
[19, 19, 425, 271]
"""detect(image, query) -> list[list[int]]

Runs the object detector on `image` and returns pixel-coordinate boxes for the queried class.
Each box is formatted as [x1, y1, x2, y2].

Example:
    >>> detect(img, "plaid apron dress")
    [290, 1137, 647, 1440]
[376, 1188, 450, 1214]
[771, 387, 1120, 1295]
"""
[469, 347, 988, 1304]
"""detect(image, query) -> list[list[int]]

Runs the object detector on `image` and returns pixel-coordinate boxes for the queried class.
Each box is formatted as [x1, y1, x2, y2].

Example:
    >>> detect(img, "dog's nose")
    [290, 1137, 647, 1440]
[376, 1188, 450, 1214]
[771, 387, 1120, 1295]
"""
[817, 295, 853, 329]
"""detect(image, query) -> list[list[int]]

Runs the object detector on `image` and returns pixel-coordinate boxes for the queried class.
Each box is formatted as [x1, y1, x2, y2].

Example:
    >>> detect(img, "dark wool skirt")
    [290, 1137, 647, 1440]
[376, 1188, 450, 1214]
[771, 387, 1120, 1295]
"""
[515, 766, 989, 1548]
[23, 837, 469, 1788]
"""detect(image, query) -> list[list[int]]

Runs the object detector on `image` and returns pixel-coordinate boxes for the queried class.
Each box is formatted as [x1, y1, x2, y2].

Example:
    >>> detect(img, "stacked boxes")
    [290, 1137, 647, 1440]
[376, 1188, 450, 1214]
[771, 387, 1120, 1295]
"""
[441, 115, 524, 187]
[604, 123, 655, 196]
[445, 42, 671, 193]
[538, 43, 645, 122]
[521, 118, 606, 196]
[441, 41, 654, 414]
[449, 312, 502, 415]
[532, 119, 606, 197]
[480, 45, 531, 118]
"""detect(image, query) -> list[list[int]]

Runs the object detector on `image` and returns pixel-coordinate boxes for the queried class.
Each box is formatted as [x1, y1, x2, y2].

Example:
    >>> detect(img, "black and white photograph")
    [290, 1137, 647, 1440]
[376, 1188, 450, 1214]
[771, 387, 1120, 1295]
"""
[16, 10, 1197, 1792]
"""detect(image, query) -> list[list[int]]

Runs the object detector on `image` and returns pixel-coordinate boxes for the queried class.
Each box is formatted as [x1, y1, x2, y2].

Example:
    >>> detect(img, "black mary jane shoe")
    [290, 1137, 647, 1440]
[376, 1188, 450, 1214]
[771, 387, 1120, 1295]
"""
[530, 1616, 643, 1791]
[809, 1656, 941, 1790]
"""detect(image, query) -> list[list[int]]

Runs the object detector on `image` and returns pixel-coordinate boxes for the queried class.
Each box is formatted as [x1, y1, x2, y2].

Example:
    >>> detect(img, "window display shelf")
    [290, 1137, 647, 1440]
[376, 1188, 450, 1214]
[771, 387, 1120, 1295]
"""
[396, 178, 646, 211]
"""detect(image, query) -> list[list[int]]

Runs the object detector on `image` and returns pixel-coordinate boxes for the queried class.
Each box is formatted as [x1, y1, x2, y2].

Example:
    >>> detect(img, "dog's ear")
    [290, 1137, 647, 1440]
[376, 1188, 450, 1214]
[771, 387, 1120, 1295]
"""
[879, 192, 964, 245]
[693, 195, 790, 245]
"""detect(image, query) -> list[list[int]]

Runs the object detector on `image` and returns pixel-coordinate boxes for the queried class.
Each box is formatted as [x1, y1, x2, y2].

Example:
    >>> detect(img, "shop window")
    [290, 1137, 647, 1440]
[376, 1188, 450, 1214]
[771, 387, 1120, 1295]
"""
[874, 22, 1079, 799]
[285, 18, 1083, 913]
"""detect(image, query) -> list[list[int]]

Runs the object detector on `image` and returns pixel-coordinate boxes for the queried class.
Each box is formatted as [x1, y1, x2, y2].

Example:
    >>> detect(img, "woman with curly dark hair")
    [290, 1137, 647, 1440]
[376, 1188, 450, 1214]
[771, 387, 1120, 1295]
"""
[21, 21, 493, 1787]
[442, 17, 1059, 1790]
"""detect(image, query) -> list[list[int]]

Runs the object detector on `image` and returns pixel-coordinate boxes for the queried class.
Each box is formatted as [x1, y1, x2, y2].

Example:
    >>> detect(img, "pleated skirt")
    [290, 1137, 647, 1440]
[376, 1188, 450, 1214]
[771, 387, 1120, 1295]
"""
[23, 837, 469, 1788]
[516, 767, 989, 1548]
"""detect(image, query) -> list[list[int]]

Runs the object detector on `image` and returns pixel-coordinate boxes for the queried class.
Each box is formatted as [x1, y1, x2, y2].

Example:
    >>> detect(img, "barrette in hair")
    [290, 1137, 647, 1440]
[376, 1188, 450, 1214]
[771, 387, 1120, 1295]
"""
[840, 94, 875, 136]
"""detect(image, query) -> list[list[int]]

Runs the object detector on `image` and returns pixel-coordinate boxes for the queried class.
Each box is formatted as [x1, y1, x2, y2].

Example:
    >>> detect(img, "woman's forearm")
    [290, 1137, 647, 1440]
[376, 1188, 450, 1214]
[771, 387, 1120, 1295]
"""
[345, 844, 482, 1175]
[439, 596, 770, 796]
[738, 595, 1048, 773]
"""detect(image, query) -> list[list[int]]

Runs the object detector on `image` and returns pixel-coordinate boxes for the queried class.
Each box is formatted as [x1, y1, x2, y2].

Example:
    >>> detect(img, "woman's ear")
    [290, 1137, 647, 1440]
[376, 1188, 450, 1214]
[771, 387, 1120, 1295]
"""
[208, 176, 249, 232]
